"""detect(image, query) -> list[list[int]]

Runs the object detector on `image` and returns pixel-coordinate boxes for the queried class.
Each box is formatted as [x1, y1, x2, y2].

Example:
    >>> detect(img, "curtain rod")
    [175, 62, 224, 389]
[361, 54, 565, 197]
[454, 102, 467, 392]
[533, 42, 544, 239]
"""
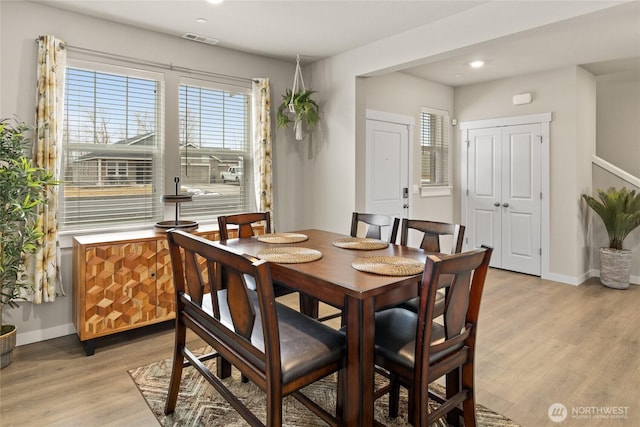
[36, 37, 255, 84]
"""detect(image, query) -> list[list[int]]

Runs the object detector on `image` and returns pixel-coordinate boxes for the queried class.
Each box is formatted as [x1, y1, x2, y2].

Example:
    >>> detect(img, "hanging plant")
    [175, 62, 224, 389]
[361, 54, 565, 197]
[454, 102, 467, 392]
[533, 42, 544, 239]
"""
[276, 55, 320, 141]
[277, 88, 320, 140]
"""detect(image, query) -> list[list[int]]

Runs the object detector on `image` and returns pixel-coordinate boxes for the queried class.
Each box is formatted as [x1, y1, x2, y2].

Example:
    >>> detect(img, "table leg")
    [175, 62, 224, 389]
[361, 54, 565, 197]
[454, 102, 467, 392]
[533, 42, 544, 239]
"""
[344, 296, 376, 426]
[299, 293, 319, 318]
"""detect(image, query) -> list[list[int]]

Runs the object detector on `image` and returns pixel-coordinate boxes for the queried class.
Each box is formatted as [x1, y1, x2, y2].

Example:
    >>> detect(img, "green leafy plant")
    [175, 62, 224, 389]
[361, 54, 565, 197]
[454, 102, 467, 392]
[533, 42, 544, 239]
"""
[0, 118, 57, 334]
[582, 187, 640, 250]
[276, 89, 320, 140]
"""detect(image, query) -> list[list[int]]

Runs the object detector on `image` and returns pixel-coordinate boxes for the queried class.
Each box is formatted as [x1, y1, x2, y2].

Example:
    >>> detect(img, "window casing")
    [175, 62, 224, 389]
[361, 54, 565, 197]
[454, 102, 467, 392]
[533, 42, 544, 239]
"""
[178, 78, 255, 220]
[420, 107, 450, 187]
[61, 61, 164, 230]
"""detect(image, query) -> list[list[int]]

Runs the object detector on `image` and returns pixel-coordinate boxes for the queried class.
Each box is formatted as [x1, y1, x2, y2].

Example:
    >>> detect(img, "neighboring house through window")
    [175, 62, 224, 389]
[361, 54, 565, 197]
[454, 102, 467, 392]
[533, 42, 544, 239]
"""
[62, 61, 164, 230]
[61, 60, 256, 231]
[178, 78, 254, 220]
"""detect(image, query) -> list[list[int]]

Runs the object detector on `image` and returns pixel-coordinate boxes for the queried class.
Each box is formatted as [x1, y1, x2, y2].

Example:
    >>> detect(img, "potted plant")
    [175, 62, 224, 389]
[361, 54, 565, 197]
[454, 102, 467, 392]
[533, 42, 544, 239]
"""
[276, 88, 320, 141]
[582, 187, 640, 289]
[1, 118, 56, 368]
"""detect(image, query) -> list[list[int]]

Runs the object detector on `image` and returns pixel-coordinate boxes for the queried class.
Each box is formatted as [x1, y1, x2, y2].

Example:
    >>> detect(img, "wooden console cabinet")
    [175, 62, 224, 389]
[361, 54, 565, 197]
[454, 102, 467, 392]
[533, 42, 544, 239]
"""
[72, 224, 263, 355]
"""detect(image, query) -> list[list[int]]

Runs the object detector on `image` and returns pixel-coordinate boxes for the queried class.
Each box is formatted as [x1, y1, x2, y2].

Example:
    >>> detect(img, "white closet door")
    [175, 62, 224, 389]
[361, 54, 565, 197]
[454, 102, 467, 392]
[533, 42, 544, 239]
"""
[467, 127, 502, 268]
[466, 124, 541, 275]
[501, 124, 541, 275]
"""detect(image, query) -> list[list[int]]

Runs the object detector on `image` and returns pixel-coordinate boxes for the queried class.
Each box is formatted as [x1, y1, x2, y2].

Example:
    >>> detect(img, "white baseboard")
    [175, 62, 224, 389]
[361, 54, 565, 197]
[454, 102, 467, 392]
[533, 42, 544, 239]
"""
[544, 269, 640, 286]
[542, 271, 583, 286]
[16, 323, 76, 346]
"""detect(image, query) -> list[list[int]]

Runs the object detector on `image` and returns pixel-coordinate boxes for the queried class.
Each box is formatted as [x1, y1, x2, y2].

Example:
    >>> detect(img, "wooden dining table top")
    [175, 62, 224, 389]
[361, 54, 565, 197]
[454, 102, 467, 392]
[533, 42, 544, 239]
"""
[218, 228, 429, 310]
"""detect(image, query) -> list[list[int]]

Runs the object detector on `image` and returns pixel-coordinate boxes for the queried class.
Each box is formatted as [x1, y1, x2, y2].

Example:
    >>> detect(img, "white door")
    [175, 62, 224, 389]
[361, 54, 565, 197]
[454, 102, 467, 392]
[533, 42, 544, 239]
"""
[501, 124, 541, 275]
[365, 119, 410, 240]
[466, 127, 502, 264]
[466, 123, 541, 275]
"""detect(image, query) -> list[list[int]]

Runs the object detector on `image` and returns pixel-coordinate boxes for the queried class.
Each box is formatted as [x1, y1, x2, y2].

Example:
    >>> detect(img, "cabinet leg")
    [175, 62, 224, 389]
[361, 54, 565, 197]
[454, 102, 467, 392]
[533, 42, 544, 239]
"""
[81, 339, 95, 356]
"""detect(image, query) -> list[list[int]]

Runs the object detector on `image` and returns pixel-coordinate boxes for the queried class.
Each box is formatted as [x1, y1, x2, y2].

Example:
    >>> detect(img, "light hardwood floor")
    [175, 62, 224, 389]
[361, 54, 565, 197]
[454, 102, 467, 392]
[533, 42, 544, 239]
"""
[1, 269, 638, 426]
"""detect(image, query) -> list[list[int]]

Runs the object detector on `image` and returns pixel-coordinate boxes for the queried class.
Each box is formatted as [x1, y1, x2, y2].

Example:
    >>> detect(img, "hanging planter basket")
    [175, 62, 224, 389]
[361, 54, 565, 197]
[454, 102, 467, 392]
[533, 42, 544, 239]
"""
[277, 55, 320, 141]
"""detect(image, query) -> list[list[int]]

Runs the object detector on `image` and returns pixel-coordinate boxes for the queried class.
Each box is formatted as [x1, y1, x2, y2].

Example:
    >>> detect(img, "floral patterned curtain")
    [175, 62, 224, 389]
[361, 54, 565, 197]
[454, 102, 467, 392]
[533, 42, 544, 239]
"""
[251, 78, 273, 220]
[27, 35, 67, 303]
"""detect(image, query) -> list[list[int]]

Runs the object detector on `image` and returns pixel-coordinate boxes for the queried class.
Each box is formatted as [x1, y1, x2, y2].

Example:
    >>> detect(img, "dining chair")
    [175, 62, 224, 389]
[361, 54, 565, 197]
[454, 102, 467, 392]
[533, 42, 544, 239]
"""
[164, 229, 346, 426]
[350, 212, 400, 243]
[400, 218, 465, 253]
[399, 218, 466, 316]
[217, 212, 322, 321]
[314, 212, 401, 325]
[373, 246, 493, 426]
[217, 211, 272, 240]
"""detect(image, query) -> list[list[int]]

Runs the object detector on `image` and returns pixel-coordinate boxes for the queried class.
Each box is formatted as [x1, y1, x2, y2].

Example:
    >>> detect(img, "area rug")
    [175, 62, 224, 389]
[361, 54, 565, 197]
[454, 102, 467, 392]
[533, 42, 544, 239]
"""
[129, 348, 519, 426]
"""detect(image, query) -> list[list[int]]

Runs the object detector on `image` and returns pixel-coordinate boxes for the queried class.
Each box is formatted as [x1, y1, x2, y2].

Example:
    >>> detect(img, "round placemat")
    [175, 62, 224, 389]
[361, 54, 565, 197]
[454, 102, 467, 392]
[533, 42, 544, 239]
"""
[257, 247, 322, 264]
[332, 237, 389, 250]
[257, 232, 308, 244]
[352, 256, 424, 276]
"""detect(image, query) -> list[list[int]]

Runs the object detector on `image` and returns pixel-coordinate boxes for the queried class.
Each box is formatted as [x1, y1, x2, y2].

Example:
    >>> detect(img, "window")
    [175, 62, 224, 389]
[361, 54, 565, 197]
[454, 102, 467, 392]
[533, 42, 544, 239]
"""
[62, 62, 164, 230]
[178, 78, 255, 220]
[420, 107, 450, 186]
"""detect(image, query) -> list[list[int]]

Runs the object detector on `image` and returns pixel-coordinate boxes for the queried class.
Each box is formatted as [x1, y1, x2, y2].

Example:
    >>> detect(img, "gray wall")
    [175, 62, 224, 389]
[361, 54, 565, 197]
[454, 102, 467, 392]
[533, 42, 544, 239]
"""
[589, 70, 640, 278]
[360, 72, 454, 224]
[0, 0, 303, 345]
[454, 66, 597, 282]
[596, 71, 640, 178]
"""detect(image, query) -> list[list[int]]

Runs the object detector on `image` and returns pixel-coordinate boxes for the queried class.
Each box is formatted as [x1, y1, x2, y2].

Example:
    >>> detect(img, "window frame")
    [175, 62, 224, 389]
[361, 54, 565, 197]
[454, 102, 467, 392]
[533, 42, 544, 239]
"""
[177, 76, 256, 222]
[420, 106, 451, 194]
[60, 58, 165, 233]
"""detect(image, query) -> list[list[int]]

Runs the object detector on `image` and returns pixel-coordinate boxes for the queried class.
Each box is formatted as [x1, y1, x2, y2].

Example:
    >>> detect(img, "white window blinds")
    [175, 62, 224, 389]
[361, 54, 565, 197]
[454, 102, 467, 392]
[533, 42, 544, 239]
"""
[178, 80, 254, 220]
[420, 107, 450, 186]
[62, 63, 164, 230]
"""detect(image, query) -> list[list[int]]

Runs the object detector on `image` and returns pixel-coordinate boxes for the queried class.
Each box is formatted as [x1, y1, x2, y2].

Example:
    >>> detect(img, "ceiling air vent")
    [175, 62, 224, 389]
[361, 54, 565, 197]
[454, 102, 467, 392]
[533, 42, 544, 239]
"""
[182, 33, 219, 46]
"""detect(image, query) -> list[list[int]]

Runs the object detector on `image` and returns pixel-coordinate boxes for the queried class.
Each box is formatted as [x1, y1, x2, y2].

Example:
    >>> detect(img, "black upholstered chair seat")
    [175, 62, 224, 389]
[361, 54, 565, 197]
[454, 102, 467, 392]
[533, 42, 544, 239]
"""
[374, 307, 462, 370]
[199, 290, 345, 384]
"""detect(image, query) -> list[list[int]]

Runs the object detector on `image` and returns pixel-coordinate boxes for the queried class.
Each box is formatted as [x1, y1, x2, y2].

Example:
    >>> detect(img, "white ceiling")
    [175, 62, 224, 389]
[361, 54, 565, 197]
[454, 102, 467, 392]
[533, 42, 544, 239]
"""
[35, 0, 640, 87]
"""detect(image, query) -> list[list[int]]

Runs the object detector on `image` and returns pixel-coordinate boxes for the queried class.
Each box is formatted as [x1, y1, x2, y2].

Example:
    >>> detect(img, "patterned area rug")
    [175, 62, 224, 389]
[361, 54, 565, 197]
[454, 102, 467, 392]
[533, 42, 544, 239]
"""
[129, 349, 519, 426]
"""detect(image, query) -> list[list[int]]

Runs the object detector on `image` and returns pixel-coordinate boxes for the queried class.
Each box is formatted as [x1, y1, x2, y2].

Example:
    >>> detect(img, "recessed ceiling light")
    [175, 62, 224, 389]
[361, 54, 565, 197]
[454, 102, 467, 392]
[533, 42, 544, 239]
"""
[206, 0, 224, 4]
[196, 18, 207, 24]
[469, 60, 484, 68]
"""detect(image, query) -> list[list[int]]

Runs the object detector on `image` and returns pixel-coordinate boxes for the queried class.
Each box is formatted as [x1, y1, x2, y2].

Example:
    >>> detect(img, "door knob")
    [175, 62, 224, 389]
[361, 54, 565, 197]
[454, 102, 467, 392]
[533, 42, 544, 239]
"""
[494, 202, 500, 207]
[503, 203, 509, 207]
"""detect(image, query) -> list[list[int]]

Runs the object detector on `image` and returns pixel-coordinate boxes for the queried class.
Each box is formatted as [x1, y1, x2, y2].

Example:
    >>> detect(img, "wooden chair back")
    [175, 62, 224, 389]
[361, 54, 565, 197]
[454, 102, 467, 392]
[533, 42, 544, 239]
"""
[376, 246, 492, 426]
[416, 246, 492, 425]
[164, 229, 346, 426]
[400, 218, 465, 253]
[218, 212, 271, 240]
[351, 212, 400, 243]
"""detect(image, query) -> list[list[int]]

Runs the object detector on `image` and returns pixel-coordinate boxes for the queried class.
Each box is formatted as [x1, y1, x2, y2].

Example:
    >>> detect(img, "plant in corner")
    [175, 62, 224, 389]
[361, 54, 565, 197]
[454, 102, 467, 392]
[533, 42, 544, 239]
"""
[276, 88, 320, 141]
[0, 118, 56, 368]
[582, 187, 640, 289]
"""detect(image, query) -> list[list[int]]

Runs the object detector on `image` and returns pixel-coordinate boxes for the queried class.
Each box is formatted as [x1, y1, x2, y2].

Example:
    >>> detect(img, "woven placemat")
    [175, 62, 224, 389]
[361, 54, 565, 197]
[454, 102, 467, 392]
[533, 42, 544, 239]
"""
[257, 232, 308, 244]
[352, 256, 424, 276]
[257, 247, 322, 264]
[332, 237, 389, 250]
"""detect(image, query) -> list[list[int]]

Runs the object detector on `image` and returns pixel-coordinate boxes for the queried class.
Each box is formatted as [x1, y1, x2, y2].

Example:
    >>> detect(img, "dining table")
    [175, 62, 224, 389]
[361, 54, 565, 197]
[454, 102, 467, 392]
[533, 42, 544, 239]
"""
[218, 228, 430, 426]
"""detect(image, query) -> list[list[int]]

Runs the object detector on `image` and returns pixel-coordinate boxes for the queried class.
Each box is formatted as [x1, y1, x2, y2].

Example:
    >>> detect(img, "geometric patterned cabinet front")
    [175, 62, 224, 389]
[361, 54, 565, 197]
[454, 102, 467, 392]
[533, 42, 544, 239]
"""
[73, 224, 262, 355]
